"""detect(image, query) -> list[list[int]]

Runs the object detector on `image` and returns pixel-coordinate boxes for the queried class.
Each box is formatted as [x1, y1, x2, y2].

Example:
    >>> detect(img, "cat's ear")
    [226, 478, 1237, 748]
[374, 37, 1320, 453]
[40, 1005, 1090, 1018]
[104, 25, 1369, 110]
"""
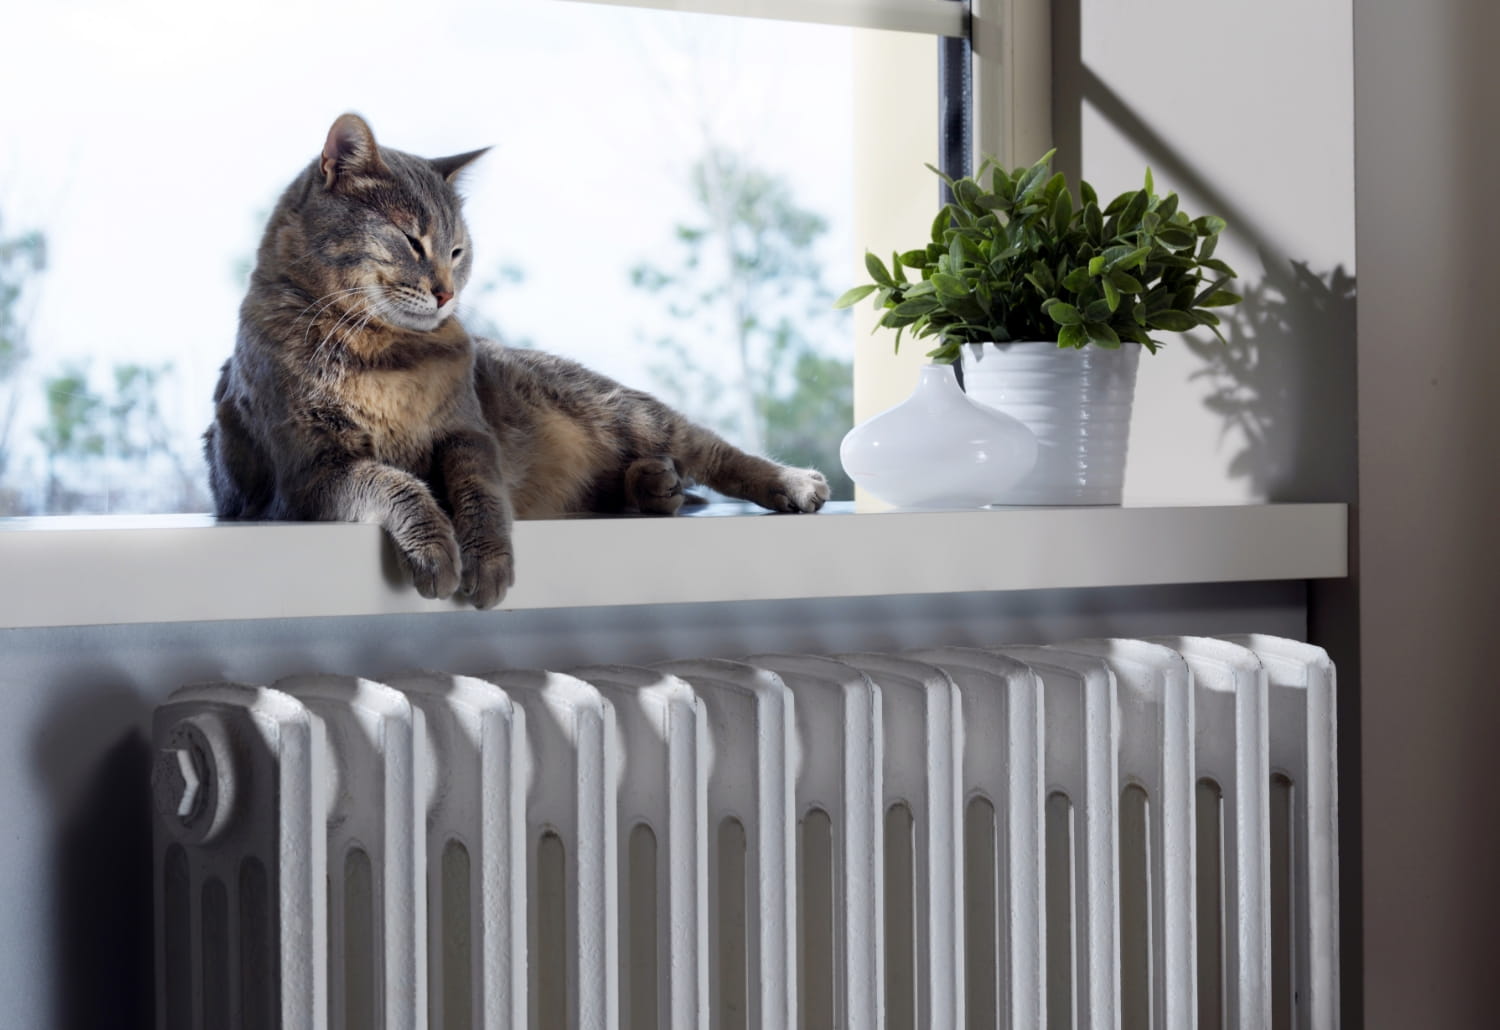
[430, 147, 490, 184]
[320, 113, 387, 190]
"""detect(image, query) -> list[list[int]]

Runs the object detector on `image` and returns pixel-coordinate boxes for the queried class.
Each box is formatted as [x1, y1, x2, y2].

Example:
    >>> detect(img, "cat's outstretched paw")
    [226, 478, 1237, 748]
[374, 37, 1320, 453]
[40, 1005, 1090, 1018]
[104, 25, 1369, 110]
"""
[398, 520, 462, 600]
[459, 537, 515, 609]
[764, 467, 830, 514]
[625, 456, 686, 515]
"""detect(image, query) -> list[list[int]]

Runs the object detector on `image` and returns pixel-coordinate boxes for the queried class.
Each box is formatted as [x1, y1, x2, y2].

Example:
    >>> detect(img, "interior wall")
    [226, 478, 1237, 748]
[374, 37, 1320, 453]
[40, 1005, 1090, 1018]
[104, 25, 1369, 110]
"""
[1353, 1, 1500, 1026]
[1054, 0, 1357, 507]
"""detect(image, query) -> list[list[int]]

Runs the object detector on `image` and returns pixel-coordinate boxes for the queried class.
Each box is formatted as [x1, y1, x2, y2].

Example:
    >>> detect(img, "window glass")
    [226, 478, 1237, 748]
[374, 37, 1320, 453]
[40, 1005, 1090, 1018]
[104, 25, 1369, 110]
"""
[0, 0, 880, 515]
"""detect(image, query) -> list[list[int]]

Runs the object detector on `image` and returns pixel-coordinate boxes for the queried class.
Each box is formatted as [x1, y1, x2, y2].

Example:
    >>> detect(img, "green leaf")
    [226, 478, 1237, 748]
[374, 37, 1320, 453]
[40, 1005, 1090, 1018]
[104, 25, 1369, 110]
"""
[954, 177, 983, 210]
[865, 252, 894, 286]
[892, 251, 908, 283]
[891, 296, 941, 317]
[1088, 255, 1106, 276]
[1194, 215, 1227, 236]
[1197, 290, 1243, 308]
[1108, 270, 1145, 293]
[1046, 301, 1085, 326]
[1085, 321, 1121, 347]
[923, 162, 957, 190]
[1084, 201, 1103, 241]
[1120, 190, 1149, 229]
[1051, 186, 1074, 235]
[1147, 310, 1199, 332]
[925, 340, 963, 365]
[1062, 266, 1093, 292]
[899, 249, 928, 269]
[833, 284, 878, 309]
[1201, 257, 1238, 277]
[1143, 166, 1155, 195]
[1029, 260, 1055, 291]
[930, 207, 953, 244]
[1058, 323, 1087, 349]
[1156, 227, 1196, 250]
[1103, 279, 1121, 312]
[1080, 180, 1098, 207]
[931, 272, 969, 299]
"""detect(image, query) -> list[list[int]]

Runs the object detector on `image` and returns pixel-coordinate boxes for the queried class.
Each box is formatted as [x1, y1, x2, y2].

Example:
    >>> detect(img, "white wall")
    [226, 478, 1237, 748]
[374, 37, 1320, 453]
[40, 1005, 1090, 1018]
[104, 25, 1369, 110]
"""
[1354, 1, 1500, 1025]
[1056, 0, 1357, 505]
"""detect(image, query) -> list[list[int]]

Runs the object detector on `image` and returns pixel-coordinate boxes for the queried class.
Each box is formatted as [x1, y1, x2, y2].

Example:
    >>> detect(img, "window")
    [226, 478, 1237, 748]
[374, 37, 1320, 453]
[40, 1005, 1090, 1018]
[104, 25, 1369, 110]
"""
[0, 0, 989, 516]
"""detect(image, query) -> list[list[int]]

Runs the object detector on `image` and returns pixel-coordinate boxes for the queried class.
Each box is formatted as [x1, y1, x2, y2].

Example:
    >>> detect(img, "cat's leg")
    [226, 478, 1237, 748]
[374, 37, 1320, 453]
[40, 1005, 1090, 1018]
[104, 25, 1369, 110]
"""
[675, 431, 830, 514]
[281, 455, 463, 600]
[624, 456, 686, 515]
[434, 428, 515, 608]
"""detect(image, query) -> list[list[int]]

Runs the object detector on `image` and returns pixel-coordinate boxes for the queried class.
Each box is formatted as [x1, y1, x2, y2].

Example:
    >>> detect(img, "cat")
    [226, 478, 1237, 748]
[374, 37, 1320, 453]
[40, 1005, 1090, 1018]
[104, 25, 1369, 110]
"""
[204, 113, 830, 609]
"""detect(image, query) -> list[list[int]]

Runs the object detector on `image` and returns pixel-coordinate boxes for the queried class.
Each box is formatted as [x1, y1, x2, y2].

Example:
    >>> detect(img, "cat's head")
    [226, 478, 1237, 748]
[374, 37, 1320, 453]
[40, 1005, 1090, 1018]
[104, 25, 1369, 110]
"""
[266, 113, 487, 333]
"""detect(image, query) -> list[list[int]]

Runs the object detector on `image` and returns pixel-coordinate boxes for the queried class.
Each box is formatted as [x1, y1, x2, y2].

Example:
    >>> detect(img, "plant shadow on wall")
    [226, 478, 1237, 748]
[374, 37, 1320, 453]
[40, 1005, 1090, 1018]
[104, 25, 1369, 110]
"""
[1049, 5, 1358, 503]
[1186, 256, 1356, 501]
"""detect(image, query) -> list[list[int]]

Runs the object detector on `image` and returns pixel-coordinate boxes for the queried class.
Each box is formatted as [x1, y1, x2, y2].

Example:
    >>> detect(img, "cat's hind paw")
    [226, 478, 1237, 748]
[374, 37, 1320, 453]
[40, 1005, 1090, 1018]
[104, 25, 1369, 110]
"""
[765, 467, 830, 514]
[625, 456, 687, 515]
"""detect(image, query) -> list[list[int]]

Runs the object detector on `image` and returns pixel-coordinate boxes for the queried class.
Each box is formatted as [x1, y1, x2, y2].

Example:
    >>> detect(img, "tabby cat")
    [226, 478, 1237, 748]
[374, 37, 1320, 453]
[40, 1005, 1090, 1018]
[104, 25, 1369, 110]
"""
[205, 114, 829, 608]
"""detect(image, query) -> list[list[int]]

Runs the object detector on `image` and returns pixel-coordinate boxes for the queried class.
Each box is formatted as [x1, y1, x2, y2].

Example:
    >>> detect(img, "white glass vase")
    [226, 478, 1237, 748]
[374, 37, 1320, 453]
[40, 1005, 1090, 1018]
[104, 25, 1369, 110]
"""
[960, 341, 1141, 505]
[839, 363, 1037, 509]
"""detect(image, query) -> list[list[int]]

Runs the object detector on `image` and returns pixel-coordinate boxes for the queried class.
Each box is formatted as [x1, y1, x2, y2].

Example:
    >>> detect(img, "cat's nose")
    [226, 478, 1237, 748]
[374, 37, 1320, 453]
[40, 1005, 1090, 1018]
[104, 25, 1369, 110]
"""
[433, 288, 454, 307]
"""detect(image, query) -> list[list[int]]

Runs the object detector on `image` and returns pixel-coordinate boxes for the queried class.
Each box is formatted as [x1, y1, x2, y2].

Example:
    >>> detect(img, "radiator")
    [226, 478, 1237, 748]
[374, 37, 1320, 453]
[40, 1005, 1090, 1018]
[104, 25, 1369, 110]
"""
[151, 634, 1338, 1029]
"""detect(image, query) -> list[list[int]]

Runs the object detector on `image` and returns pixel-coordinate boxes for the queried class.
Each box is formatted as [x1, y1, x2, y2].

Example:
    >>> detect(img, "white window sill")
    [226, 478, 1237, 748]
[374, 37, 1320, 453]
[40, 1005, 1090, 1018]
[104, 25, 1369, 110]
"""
[0, 502, 1347, 630]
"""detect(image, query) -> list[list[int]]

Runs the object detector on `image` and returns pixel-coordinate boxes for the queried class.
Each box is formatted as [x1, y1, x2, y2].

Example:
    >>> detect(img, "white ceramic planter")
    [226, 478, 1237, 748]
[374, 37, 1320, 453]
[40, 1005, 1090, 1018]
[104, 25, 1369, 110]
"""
[961, 341, 1141, 505]
[839, 363, 1037, 509]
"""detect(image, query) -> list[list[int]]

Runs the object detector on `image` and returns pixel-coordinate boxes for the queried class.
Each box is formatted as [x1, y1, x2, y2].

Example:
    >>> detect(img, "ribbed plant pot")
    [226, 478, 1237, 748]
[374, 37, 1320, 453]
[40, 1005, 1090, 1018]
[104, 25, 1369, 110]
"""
[960, 341, 1141, 505]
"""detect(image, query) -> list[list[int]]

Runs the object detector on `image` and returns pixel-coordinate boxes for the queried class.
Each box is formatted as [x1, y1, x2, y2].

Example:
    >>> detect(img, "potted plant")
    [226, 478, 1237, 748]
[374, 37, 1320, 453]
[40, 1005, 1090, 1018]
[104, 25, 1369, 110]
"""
[836, 150, 1241, 505]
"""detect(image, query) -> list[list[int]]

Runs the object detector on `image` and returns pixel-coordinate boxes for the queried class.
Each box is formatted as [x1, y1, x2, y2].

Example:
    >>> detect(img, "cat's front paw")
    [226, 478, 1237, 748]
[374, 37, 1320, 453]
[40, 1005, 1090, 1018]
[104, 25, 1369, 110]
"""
[764, 467, 830, 514]
[396, 518, 462, 600]
[459, 536, 515, 609]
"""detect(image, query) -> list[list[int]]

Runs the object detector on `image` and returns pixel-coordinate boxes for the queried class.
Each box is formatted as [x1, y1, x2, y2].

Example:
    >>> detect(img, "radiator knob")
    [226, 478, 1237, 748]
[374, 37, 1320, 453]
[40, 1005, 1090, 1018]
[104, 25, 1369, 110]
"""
[152, 713, 237, 844]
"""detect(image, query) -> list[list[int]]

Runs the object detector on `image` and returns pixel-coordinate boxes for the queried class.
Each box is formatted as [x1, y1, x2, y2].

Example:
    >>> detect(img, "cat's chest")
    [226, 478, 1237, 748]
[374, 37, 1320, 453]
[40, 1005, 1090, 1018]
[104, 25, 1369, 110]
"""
[339, 364, 464, 460]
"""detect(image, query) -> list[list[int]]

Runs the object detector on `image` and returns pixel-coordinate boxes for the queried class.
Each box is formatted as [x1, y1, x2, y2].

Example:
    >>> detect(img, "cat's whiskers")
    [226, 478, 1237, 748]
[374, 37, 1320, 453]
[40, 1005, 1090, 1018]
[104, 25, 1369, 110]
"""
[292, 285, 375, 324]
[298, 286, 384, 351]
[311, 296, 377, 364]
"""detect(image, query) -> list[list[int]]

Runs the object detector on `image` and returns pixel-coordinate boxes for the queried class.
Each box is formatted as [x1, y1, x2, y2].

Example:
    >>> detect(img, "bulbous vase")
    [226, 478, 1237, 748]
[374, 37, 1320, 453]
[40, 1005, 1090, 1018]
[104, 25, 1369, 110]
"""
[839, 363, 1037, 509]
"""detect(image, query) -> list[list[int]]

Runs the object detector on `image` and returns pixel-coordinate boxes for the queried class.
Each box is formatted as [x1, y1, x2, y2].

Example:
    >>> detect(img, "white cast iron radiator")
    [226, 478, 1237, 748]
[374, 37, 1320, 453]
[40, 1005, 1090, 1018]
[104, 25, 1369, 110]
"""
[151, 635, 1338, 1030]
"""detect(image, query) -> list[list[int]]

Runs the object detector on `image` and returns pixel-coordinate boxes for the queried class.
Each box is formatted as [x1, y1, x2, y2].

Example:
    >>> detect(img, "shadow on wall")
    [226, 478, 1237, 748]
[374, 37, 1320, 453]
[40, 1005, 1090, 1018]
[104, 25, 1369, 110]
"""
[1052, 0, 1357, 503]
[1187, 258, 1356, 502]
[32, 685, 155, 1030]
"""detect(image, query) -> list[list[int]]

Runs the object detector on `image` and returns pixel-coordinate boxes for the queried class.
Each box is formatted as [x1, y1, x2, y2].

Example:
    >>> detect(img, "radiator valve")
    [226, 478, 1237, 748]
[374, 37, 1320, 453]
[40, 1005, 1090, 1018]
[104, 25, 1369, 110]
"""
[152, 712, 237, 844]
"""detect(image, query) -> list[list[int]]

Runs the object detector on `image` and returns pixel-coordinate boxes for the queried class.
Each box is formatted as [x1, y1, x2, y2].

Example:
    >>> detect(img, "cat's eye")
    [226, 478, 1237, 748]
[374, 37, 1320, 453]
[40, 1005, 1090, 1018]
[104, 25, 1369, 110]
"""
[403, 233, 426, 260]
[451, 247, 464, 261]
